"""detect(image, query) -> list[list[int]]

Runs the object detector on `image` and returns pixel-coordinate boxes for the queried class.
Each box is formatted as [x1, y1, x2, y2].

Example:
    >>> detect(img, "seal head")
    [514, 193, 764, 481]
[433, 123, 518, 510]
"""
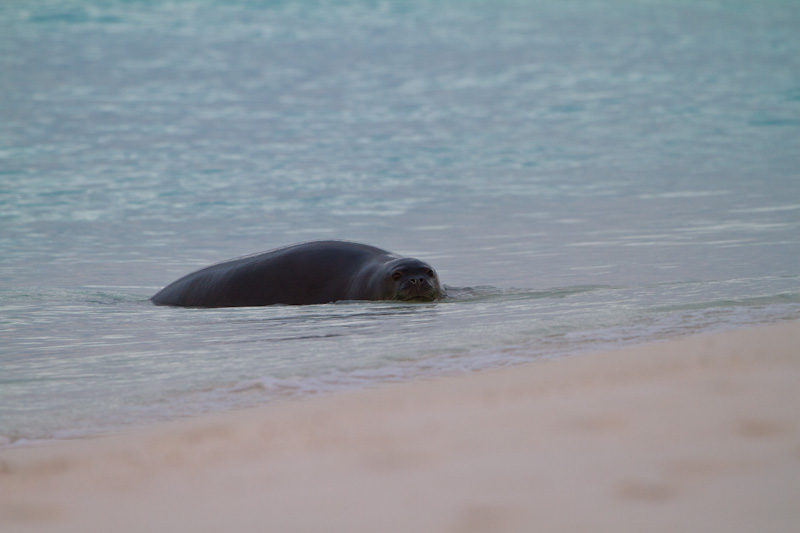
[383, 258, 442, 302]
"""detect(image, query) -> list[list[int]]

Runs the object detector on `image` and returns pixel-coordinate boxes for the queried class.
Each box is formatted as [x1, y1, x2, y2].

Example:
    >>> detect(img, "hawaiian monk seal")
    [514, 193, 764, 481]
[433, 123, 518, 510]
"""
[150, 240, 444, 307]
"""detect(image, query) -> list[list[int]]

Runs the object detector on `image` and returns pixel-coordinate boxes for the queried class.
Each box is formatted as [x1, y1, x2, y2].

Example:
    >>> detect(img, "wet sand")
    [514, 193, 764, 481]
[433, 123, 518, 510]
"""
[2, 321, 799, 532]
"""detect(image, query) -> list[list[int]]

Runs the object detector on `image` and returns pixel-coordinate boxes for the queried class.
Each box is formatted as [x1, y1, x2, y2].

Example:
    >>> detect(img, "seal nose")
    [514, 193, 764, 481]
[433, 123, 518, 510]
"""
[407, 277, 432, 295]
[409, 277, 431, 288]
[396, 274, 437, 301]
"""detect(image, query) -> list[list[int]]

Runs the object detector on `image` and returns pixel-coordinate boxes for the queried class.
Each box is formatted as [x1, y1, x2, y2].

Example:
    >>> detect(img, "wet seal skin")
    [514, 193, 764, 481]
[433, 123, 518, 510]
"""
[151, 240, 444, 308]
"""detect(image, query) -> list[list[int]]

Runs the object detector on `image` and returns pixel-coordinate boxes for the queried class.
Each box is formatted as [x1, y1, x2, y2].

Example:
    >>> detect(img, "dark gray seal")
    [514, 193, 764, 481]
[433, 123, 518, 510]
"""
[150, 240, 444, 308]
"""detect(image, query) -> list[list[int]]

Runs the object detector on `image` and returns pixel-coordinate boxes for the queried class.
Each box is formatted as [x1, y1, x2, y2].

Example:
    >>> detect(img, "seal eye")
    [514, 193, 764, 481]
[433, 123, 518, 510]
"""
[391, 271, 403, 281]
[426, 269, 435, 278]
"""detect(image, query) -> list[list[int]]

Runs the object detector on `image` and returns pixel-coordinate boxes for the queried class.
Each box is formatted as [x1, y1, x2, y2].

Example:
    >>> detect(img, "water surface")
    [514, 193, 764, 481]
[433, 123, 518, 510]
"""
[2, 0, 799, 445]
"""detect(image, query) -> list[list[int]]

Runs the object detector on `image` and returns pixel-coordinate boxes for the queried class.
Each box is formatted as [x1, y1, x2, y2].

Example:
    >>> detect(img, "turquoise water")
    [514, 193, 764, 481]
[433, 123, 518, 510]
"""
[1, 0, 799, 445]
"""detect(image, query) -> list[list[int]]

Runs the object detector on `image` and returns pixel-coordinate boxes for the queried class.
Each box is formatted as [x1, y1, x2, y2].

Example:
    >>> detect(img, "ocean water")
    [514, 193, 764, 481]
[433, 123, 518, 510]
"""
[1, 0, 799, 446]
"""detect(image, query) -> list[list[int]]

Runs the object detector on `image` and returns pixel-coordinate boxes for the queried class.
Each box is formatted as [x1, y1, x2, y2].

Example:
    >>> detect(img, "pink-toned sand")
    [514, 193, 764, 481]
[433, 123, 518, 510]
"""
[2, 321, 799, 532]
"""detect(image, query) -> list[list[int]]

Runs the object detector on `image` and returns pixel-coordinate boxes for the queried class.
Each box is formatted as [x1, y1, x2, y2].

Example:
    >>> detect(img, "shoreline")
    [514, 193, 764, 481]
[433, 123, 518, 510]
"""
[2, 321, 799, 532]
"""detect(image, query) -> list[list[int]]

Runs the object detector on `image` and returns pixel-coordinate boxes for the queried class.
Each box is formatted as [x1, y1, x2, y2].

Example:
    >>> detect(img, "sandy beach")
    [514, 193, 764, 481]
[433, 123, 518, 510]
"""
[1, 321, 799, 532]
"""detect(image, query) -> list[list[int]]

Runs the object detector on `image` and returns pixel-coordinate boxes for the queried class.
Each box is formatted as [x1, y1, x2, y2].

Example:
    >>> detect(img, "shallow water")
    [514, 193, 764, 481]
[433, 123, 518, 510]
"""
[2, 0, 799, 445]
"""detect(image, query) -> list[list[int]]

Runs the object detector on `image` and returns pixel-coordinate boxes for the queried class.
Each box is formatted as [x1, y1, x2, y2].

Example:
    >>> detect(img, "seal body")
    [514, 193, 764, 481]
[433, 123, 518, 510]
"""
[150, 240, 443, 308]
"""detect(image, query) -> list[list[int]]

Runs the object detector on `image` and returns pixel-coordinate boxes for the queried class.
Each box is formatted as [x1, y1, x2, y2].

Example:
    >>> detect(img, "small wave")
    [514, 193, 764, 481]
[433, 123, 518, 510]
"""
[651, 292, 800, 314]
[443, 284, 612, 302]
[0, 287, 150, 306]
